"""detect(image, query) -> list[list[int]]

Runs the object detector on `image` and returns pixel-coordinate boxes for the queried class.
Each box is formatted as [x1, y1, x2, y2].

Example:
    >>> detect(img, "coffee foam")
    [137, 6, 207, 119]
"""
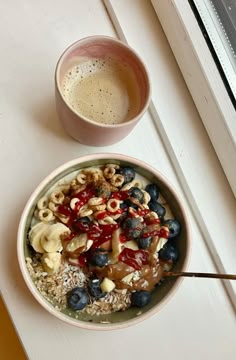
[62, 57, 140, 125]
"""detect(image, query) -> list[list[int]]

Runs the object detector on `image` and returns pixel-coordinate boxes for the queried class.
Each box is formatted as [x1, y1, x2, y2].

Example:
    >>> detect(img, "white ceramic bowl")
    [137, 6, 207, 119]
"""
[17, 153, 191, 330]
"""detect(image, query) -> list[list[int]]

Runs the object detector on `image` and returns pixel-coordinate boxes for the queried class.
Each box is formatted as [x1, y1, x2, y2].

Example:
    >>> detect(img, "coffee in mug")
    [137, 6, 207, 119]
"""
[62, 57, 141, 125]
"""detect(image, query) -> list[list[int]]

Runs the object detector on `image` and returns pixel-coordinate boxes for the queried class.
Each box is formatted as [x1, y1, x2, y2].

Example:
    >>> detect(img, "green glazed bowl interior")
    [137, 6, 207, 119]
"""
[17, 153, 191, 330]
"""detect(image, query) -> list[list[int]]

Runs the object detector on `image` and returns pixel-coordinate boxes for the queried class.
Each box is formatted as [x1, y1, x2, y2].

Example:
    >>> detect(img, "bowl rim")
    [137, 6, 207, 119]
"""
[55, 35, 151, 129]
[17, 153, 191, 330]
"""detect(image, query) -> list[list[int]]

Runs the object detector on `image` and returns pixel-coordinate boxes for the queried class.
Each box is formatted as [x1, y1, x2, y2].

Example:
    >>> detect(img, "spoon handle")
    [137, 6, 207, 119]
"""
[163, 271, 236, 280]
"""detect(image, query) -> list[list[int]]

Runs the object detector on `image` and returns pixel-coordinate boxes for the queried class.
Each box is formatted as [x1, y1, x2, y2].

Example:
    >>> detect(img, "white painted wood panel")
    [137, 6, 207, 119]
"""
[0, 1, 235, 359]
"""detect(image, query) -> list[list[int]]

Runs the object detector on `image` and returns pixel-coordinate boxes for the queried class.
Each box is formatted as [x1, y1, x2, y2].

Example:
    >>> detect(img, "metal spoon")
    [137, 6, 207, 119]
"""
[163, 271, 236, 280]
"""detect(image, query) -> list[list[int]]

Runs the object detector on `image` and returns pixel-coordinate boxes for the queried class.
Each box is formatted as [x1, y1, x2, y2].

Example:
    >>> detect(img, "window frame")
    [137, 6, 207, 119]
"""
[151, 0, 236, 197]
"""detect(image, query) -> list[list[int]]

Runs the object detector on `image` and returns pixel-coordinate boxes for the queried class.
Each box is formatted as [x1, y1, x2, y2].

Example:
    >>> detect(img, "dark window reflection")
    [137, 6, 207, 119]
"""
[211, 0, 236, 58]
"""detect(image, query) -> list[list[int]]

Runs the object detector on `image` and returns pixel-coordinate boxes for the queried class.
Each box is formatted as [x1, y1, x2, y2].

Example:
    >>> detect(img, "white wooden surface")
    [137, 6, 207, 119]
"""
[0, 1, 235, 359]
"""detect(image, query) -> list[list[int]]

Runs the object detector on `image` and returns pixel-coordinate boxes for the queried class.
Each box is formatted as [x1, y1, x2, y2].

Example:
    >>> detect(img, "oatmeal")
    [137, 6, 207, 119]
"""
[26, 164, 181, 315]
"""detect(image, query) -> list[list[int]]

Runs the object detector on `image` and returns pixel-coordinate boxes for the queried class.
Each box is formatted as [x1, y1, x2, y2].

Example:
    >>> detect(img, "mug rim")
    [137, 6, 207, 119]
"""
[55, 35, 152, 129]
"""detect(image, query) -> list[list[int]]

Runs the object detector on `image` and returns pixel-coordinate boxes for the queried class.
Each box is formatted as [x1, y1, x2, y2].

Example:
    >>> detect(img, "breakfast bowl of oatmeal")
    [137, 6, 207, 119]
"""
[17, 153, 190, 329]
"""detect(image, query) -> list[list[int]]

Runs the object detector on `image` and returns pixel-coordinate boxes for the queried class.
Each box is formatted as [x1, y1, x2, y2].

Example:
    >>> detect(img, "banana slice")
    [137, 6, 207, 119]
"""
[68, 257, 80, 267]
[29, 222, 49, 253]
[86, 239, 93, 251]
[66, 233, 88, 253]
[100, 277, 115, 293]
[121, 272, 134, 284]
[41, 252, 61, 274]
[156, 237, 168, 253]
[41, 223, 70, 252]
[124, 240, 139, 250]
[109, 228, 123, 263]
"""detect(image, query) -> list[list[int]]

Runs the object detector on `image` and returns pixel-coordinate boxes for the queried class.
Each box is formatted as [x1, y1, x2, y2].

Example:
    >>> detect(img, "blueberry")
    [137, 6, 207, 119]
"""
[148, 201, 166, 218]
[138, 236, 152, 249]
[72, 216, 91, 232]
[122, 217, 141, 229]
[121, 217, 143, 239]
[88, 279, 106, 299]
[120, 202, 128, 210]
[90, 249, 108, 267]
[145, 184, 159, 201]
[128, 187, 144, 203]
[67, 287, 89, 310]
[96, 180, 112, 198]
[159, 243, 178, 262]
[117, 167, 136, 184]
[117, 203, 128, 222]
[164, 219, 181, 238]
[131, 291, 151, 308]
[124, 199, 138, 210]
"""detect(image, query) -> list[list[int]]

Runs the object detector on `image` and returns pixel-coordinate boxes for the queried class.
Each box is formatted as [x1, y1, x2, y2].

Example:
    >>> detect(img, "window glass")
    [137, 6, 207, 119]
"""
[190, 0, 236, 106]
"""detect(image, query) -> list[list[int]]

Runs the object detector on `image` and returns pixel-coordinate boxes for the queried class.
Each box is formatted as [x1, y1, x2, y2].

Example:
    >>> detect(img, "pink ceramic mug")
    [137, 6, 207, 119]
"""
[55, 36, 151, 146]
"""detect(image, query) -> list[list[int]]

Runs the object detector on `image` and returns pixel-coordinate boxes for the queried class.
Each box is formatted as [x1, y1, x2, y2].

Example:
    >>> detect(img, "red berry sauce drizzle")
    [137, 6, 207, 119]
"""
[118, 248, 149, 270]
[57, 185, 169, 270]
